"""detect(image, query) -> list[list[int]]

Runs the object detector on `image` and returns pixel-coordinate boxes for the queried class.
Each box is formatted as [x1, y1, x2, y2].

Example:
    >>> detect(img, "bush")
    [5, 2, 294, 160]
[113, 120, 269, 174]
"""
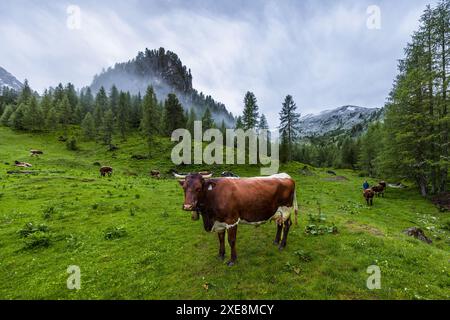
[66, 137, 78, 151]
[104, 226, 127, 240]
[18, 222, 51, 249]
[18, 222, 49, 238]
[23, 231, 51, 249]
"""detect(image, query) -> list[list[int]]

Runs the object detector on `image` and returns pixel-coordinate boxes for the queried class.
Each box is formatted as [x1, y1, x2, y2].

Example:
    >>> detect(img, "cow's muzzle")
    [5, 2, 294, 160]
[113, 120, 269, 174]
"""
[183, 204, 195, 211]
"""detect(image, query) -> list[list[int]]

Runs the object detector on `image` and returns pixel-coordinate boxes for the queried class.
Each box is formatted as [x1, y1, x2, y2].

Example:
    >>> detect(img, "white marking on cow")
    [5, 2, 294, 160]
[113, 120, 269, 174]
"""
[208, 184, 213, 190]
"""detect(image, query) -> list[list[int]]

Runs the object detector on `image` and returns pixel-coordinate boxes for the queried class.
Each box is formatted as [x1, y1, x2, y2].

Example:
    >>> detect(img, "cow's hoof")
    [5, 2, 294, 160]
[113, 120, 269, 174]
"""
[227, 261, 235, 267]
[273, 240, 280, 245]
[218, 254, 225, 261]
[278, 245, 285, 251]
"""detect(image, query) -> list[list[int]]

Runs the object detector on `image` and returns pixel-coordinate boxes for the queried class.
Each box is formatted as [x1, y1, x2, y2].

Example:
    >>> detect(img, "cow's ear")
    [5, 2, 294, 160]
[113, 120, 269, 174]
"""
[204, 181, 216, 191]
[178, 180, 185, 187]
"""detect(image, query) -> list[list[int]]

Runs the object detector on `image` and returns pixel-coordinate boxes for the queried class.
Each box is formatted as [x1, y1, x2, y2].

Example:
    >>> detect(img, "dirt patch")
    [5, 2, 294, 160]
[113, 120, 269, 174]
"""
[324, 176, 349, 182]
[346, 221, 384, 237]
[431, 192, 450, 211]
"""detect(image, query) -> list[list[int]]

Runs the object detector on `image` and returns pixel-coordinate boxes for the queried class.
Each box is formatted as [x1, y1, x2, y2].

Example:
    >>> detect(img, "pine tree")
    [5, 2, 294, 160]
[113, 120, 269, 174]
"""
[141, 86, 159, 154]
[45, 108, 58, 131]
[235, 116, 244, 129]
[109, 85, 119, 117]
[202, 107, 214, 130]
[242, 91, 259, 130]
[57, 95, 72, 136]
[94, 87, 108, 134]
[117, 91, 130, 140]
[81, 112, 96, 140]
[186, 108, 197, 135]
[0, 105, 14, 126]
[23, 95, 43, 132]
[164, 93, 186, 135]
[9, 103, 26, 130]
[279, 95, 301, 162]
[17, 80, 32, 105]
[258, 114, 269, 130]
[102, 109, 114, 147]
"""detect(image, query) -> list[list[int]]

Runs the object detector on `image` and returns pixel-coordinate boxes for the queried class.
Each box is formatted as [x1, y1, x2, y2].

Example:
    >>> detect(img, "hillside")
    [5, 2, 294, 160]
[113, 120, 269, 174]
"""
[0, 127, 448, 299]
[299, 105, 383, 138]
[0, 67, 23, 92]
[90, 47, 235, 126]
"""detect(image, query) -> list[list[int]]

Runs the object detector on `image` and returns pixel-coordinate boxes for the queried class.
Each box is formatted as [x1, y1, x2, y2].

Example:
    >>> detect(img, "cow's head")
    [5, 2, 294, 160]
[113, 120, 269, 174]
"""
[177, 173, 216, 220]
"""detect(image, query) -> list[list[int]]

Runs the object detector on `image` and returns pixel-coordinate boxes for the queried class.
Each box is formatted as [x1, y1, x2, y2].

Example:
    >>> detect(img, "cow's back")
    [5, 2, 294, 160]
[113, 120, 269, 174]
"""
[205, 176, 295, 223]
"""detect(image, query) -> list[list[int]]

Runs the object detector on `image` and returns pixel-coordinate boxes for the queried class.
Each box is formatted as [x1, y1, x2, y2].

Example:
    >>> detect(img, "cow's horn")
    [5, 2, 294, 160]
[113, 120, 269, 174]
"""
[173, 173, 187, 179]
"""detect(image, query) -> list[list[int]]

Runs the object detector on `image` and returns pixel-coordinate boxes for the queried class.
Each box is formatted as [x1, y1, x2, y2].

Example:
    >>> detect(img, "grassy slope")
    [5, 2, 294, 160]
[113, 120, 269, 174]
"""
[0, 127, 448, 300]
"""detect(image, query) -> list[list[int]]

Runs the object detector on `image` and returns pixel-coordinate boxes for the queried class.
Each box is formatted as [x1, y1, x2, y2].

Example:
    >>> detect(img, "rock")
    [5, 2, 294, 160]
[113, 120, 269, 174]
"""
[327, 170, 337, 176]
[403, 227, 432, 244]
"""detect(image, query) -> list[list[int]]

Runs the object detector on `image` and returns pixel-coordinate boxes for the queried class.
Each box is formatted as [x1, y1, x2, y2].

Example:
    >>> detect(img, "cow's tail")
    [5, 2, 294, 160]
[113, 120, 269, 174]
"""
[293, 190, 298, 225]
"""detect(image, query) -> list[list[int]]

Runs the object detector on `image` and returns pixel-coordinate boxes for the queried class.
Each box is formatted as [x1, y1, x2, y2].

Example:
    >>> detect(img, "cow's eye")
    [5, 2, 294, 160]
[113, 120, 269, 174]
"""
[195, 188, 201, 192]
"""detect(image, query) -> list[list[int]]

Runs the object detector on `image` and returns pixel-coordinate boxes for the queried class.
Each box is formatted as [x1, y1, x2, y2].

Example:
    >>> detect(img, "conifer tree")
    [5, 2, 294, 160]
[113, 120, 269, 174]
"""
[279, 95, 301, 162]
[242, 91, 259, 130]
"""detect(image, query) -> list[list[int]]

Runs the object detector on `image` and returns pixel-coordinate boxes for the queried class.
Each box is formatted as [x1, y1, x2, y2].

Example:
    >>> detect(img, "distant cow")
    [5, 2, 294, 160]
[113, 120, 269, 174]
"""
[100, 166, 113, 177]
[177, 173, 298, 266]
[363, 189, 375, 206]
[221, 171, 239, 178]
[30, 150, 43, 157]
[372, 182, 386, 197]
[150, 170, 161, 178]
[14, 160, 32, 168]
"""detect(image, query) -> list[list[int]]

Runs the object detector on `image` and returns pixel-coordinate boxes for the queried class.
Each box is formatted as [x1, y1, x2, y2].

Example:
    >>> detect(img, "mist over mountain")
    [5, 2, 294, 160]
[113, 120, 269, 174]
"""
[299, 105, 383, 138]
[0, 67, 23, 92]
[90, 47, 235, 126]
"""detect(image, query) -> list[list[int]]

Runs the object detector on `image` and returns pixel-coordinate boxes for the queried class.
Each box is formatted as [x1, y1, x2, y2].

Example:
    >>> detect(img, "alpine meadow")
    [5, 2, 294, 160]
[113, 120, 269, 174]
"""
[0, 0, 449, 302]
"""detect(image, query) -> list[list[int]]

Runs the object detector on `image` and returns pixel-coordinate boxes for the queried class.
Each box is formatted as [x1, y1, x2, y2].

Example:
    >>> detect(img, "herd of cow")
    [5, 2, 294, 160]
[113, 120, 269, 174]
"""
[363, 181, 387, 206]
[17, 149, 388, 265]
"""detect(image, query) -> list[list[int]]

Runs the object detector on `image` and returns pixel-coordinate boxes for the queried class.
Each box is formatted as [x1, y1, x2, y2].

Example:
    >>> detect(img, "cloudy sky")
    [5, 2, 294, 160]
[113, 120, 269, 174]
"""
[0, 0, 437, 126]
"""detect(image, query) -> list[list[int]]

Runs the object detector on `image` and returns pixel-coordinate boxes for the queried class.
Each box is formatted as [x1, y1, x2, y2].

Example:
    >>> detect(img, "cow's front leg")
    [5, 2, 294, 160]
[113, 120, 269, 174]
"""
[227, 226, 238, 266]
[274, 223, 283, 245]
[218, 231, 225, 260]
[279, 218, 292, 250]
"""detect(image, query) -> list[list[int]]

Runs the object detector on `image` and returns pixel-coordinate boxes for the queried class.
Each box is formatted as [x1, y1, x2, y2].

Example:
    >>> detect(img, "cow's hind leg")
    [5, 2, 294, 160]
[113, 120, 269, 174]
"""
[273, 223, 283, 245]
[279, 218, 292, 251]
[218, 231, 225, 260]
[227, 226, 238, 266]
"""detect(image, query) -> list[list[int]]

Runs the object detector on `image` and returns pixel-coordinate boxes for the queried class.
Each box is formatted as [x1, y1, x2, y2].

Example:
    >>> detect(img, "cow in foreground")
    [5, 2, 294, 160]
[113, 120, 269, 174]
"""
[363, 188, 375, 206]
[177, 173, 298, 266]
[100, 166, 113, 177]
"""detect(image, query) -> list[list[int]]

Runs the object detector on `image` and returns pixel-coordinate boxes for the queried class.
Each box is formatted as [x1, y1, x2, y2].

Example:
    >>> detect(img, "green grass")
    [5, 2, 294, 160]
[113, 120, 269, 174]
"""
[0, 127, 449, 299]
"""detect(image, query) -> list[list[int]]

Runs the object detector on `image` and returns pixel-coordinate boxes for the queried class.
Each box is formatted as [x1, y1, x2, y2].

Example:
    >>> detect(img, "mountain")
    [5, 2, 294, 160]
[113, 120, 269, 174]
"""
[0, 67, 23, 92]
[90, 47, 235, 126]
[299, 105, 383, 138]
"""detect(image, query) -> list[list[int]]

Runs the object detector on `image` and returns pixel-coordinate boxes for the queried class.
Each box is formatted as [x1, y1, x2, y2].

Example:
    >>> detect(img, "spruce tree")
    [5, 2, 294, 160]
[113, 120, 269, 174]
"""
[81, 112, 96, 140]
[202, 107, 214, 130]
[117, 91, 130, 140]
[102, 109, 114, 147]
[164, 93, 186, 135]
[141, 86, 159, 154]
[279, 95, 301, 162]
[242, 91, 259, 130]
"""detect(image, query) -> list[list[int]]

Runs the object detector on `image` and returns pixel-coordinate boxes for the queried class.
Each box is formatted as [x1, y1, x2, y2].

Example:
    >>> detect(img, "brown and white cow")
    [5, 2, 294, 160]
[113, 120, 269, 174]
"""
[363, 188, 375, 206]
[30, 150, 43, 157]
[177, 173, 298, 266]
[372, 181, 387, 198]
[100, 166, 113, 177]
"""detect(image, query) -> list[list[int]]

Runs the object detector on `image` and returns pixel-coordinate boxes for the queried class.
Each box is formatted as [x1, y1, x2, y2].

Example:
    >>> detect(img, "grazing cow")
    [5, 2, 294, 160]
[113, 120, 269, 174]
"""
[177, 173, 298, 266]
[372, 184, 385, 197]
[100, 166, 113, 177]
[363, 188, 375, 206]
[150, 170, 161, 178]
[30, 150, 43, 157]
[14, 160, 32, 168]
[221, 171, 239, 178]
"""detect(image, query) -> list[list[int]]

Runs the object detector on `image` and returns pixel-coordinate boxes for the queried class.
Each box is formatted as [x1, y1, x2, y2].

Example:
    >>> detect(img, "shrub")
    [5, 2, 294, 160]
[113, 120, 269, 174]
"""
[23, 231, 51, 249]
[18, 222, 49, 238]
[66, 137, 78, 151]
[42, 206, 55, 219]
[104, 226, 127, 240]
